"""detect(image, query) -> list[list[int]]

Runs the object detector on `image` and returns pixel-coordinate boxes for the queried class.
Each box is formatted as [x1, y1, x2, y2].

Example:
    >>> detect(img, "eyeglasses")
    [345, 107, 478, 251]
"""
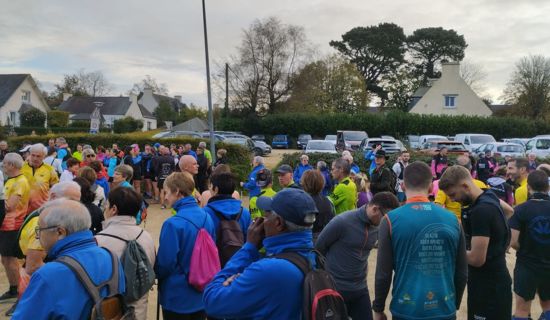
[86, 154, 96, 158]
[35, 225, 59, 239]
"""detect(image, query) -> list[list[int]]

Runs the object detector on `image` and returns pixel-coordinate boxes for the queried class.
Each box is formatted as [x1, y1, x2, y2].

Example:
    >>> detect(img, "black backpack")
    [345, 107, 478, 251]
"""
[211, 207, 244, 266]
[275, 250, 348, 320]
[56, 248, 135, 320]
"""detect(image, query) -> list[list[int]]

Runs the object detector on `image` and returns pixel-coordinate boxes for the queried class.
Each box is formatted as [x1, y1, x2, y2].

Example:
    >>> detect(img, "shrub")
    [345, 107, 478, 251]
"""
[114, 117, 143, 133]
[20, 109, 46, 127]
[47, 110, 69, 127]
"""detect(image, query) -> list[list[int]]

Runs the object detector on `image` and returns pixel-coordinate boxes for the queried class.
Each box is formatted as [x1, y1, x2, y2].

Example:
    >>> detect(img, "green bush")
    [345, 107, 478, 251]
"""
[47, 110, 69, 127]
[69, 120, 91, 128]
[21, 109, 46, 127]
[114, 117, 143, 133]
[218, 111, 550, 140]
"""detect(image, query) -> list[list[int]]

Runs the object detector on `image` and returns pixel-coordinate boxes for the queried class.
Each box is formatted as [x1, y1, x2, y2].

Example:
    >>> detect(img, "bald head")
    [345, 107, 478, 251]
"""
[49, 181, 81, 201]
[179, 155, 199, 175]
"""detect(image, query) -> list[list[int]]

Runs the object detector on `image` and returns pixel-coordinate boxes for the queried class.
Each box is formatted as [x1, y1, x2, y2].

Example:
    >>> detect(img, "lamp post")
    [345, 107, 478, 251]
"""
[201, 0, 216, 162]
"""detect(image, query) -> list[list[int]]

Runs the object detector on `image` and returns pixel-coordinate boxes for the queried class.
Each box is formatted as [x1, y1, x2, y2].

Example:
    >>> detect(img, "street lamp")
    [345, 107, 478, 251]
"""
[201, 0, 216, 162]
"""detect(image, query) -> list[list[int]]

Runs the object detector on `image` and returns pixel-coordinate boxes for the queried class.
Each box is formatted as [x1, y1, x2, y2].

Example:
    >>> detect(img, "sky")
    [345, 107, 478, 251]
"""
[1, 0, 549, 107]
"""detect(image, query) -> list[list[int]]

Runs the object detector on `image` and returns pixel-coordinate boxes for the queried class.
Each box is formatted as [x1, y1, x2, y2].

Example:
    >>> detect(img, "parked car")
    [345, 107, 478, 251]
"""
[197, 132, 226, 142]
[417, 135, 449, 149]
[475, 142, 525, 158]
[251, 134, 266, 142]
[359, 138, 402, 154]
[324, 135, 337, 144]
[336, 130, 368, 151]
[525, 136, 550, 158]
[253, 140, 272, 156]
[502, 138, 529, 147]
[305, 140, 338, 154]
[272, 134, 291, 149]
[297, 134, 312, 149]
[224, 137, 259, 155]
[407, 135, 421, 149]
[152, 131, 173, 139]
[419, 141, 468, 156]
[156, 131, 203, 139]
[454, 133, 496, 152]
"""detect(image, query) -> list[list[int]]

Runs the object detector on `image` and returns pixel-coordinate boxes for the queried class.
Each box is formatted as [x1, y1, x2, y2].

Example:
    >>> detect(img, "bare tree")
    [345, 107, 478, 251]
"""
[54, 69, 113, 97]
[460, 59, 488, 97]
[129, 75, 169, 95]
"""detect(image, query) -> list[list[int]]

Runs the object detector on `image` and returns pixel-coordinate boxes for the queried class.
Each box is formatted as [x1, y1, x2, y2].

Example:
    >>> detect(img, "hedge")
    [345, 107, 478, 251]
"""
[218, 111, 550, 140]
[7, 133, 252, 182]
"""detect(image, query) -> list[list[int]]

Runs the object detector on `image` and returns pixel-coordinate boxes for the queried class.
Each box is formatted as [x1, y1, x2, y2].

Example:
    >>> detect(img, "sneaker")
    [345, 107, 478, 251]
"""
[5, 300, 17, 316]
[160, 205, 166, 209]
[0, 290, 17, 301]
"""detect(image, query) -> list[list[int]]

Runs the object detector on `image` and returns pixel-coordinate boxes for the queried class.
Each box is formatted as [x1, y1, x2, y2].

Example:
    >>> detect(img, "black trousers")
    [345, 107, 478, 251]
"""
[339, 287, 373, 320]
[468, 270, 512, 320]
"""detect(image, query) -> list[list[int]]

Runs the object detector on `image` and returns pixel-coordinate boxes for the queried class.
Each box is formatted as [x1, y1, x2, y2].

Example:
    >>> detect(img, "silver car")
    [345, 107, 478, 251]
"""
[305, 140, 338, 154]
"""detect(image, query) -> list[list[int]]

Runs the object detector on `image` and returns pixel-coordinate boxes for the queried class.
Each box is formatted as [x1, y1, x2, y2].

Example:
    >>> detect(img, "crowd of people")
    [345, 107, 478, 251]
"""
[0, 136, 548, 319]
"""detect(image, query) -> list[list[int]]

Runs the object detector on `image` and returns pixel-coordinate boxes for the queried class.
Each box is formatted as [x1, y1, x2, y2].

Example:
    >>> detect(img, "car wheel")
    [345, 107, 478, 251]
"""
[253, 148, 262, 156]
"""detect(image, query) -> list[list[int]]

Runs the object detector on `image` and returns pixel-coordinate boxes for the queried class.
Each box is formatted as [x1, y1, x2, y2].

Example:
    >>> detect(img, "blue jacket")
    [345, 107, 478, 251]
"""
[203, 195, 252, 241]
[293, 164, 313, 186]
[364, 150, 378, 176]
[203, 231, 314, 319]
[243, 164, 265, 197]
[320, 168, 333, 196]
[13, 230, 125, 319]
[96, 177, 110, 198]
[155, 196, 216, 314]
[107, 157, 117, 177]
[351, 163, 360, 175]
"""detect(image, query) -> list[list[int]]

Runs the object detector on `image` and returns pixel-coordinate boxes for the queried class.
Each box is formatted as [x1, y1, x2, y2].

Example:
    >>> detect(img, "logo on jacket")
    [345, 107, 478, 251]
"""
[529, 216, 550, 244]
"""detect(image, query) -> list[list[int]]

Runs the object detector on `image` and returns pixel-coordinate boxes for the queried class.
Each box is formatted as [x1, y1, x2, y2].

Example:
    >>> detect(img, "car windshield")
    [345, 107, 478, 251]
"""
[497, 145, 524, 152]
[325, 135, 336, 141]
[226, 138, 246, 146]
[368, 141, 397, 148]
[273, 136, 287, 142]
[427, 136, 447, 142]
[307, 141, 334, 150]
[471, 135, 495, 144]
[299, 135, 312, 140]
[438, 143, 465, 151]
[344, 132, 367, 141]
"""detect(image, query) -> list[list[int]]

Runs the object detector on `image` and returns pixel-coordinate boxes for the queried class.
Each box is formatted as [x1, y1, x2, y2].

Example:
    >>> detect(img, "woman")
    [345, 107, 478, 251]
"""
[78, 166, 106, 210]
[95, 187, 156, 320]
[354, 173, 373, 208]
[213, 149, 227, 168]
[301, 170, 335, 243]
[123, 145, 143, 193]
[44, 147, 63, 176]
[81, 148, 97, 167]
[95, 145, 106, 162]
[155, 172, 216, 320]
[60, 157, 80, 182]
[200, 164, 240, 207]
[73, 177, 104, 234]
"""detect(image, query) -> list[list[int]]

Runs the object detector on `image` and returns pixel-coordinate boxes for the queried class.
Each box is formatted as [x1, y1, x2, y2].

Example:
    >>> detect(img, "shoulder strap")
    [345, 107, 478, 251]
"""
[97, 229, 144, 243]
[273, 252, 310, 276]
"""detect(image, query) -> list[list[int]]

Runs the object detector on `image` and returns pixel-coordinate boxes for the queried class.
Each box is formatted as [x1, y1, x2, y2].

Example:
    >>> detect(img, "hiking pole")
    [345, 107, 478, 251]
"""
[156, 284, 160, 320]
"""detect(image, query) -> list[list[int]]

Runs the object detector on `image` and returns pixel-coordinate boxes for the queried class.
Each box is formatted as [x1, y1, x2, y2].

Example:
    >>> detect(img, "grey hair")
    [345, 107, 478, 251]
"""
[56, 137, 66, 144]
[42, 199, 91, 234]
[254, 156, 264, 165]
[316, 160, 327, 170]
[333, 158, 351, 175]
[50, 181, 81, 198]
[300, 154, 309, 161]
[0, 141, 7, 146]
[82, 148, 96, 158]
[29, 143, 47, 155]
[83, 144, 93, 150]
[272, 212, 315, 232]
[3, 153, 24, 169]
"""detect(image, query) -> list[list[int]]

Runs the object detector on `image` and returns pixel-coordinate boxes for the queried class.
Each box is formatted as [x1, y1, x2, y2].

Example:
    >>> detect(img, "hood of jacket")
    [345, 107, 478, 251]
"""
[46, 230, 97, 261]
[263, 230, 313, 256]
[206, 196, 243, 219]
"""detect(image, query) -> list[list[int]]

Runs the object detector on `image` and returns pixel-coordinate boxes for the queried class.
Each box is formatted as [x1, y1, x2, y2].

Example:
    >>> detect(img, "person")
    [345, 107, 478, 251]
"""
[508, 157, 530, 206]
[0, 140, 9, 163]
[439, 165, 512, 319]
[106, 148, 119, 185]
[12, 199, 126, 319]
[200, 164, 240, 207]
[124, 145, 143, 194]
[509, 170, 550, 320]
[342, 153, 360, 176]
[475, 150, 496, 183]
[373, 161, 468, 320]
[213, 148, 227, 168]
[301, 169, 335, 242]
[431, 146, 449, 179]
[249, 168, 276, 219]
[241, 156, 265, 197]
[317, 192, 399, 320]
[21, 143, 59, 214]
[0, 153, 30, 301]
[81, 148, 97, 166]
[293, 154, 313, 186]
[141, 144, 154, 199]
[88, 160, 110, 198]
[370, 150, 394, 195]
[44, 147, 63, 176]
[55, 137, 72, 170]
[96, 187, 156, 320]
[329, 158, 357, 214]
[154, 146, 175, 209]
[60, 157, 80, 182]
[276, 164, 301, 189]
[364, 144, 382, 176]
[178, 155, 202, 203]
[155, 172, 215, 319]
[78, 166, 106, 210]
[317, 160, 333, 196]
[73, 177, 104, 234]
[182, 143, 198, 159]
[95, 145, 106, 163]
[72, 144, 83, 161]
[392, 151, 410, 203]
[354, 173, 373, 208]
[203, 188, 318, 319]
[198, 141, 212, 164]
[487, 166, 515, 206]
[528, 153, 538, 172]
[196, 144, 210, 194]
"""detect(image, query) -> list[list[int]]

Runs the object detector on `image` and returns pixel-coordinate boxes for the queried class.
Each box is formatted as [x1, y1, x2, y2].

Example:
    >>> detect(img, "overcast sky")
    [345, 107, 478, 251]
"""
[1, 0, 549, 107]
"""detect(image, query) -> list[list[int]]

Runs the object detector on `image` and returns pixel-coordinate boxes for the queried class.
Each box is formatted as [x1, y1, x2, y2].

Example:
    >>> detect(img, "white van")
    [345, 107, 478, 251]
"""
[454, 133, 496, 152]
[525, 136, 550, 158]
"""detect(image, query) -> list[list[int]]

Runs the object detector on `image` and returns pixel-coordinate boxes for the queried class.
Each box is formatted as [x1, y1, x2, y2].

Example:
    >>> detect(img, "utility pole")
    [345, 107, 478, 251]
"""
[201, 0, 215, 162]
[224, 63, 229, 117]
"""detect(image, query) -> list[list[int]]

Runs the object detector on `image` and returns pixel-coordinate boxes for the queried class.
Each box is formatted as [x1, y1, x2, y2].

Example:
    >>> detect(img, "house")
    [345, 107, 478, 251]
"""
[0, 74, 50, 127]
[408, 62, 493, 116]
[58, 93, 157, 131]
[171, 117, 208, 131]
[138, 86, 187, 114]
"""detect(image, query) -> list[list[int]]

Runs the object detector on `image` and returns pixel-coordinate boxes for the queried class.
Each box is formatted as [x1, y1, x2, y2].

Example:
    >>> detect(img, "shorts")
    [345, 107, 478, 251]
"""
[158, 179, 166, 189]
[0, 230, 20, 257]
[468, 270, 512, 320]
[514, 261, 550, 301]
[397, 192, 406, 202]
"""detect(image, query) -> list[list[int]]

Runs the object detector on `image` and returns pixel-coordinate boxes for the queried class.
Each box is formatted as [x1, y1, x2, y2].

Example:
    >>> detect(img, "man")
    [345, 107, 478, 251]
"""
[431, 147, 448, 179]
[242, 156, 266, 197]
[364, 144, 382, 176]
[329, 158, 357, 214]
[370, 150, 394, 195]
[203, 188, 317, 319]
[509, 170, 550, 320]
[55, 137, 71, 170]
[153, 146, 175, 209]
[178, 155, 201, 203]
[0, 153, 30, 301]
[508, 157, 530, 205]
[475, 150, 496, 183]
[196, 144, 210, 193]
[141, 144, 154, 199]
[0, 140, 9, 163]
[528, 153, 538, 172]
[198, 141, 212, 164]
[13, 199, 126, 319]
[293, 154, 312, 186]
[22, 143, 59, 214]
[249, 168, 277, 219]
[316, 192, 399, 320]
[439, 165, 512, 319]
[342, 153, 360, 176]
[373, 161, 467, 320]
[182, 143, 197, 159]
[276, 164, 301, 189]
[72, 144, 83, 162]
[392, 151, 410, 203]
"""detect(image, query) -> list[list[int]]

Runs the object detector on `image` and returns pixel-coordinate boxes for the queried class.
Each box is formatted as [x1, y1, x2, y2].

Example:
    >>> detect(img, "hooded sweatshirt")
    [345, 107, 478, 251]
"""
[13, 230, 125, 319]
[204, 195, 252, 242]
[203, 231, 315, 319]
[243, 164, 265, 197]
[293, 163, 313, 186]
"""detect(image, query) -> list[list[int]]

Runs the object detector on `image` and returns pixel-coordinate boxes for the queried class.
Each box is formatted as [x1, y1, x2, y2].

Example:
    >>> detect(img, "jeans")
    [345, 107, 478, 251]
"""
[339, 288, 373, 320]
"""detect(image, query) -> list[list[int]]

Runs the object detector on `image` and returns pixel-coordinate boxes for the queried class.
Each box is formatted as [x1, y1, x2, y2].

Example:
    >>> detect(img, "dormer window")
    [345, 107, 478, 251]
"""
[22, 90, 31, 103]
[444, 95, 457, 108]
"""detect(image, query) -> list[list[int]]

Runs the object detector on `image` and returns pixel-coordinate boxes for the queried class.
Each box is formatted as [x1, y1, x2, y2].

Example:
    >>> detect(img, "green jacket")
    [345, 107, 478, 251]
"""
[249, 187, 277, 219]
[329, 176, 357, 214]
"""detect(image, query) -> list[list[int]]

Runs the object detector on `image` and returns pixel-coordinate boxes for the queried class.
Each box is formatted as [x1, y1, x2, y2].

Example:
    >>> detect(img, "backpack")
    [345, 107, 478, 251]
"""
[97, 230, 155, 302]
[211, 207, 244, 266]
[275, 250, 348, 320]
[56, 249, 135, 320]
[178, 216, 221, 292]
[386, 167, 399, 194]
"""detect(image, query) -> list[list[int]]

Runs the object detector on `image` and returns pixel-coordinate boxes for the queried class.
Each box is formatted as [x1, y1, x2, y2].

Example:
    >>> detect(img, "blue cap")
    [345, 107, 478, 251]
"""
[153, 143, 161, 148]
[257, 188, 318, 226]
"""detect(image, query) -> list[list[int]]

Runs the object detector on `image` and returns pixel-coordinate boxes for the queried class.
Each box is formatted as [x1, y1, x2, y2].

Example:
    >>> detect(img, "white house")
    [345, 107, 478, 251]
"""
[58, 93, 157, 131]
[408, 62, 493, 116]
[138, 86, 187, 114]
[0, 74, 50, 127]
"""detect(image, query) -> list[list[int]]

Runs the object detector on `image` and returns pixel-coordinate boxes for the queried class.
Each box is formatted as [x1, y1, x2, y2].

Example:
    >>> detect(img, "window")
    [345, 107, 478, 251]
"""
[444, 95, 457, 108]
[21, 90, 31, 103]
[147, 121, 151, 130]
[9, 112, 16, 126]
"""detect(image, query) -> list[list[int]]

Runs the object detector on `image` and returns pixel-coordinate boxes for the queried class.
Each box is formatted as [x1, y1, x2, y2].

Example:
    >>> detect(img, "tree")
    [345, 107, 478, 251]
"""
[129, 75, 169, 95]
[384, 65, 422, 111]
[113, 117, 143, 133]
[54, 69, 113, 97]
[153, 100, 178, 127]
[407, 27, 467, 84]
[330, 23, 407, 105]
[460, 59, 488, 97]
[285, 55, 370, 113]
[20, 109, 46, 127]
[503, 55, 550, 120]
[47, 110, 69, 127]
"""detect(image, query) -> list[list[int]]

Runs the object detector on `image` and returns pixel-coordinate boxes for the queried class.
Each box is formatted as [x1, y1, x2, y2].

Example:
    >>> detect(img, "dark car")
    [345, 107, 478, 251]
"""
[272, 134, 290, 149]
[297, 134, 312, 149]
[336, 130, 368, 151]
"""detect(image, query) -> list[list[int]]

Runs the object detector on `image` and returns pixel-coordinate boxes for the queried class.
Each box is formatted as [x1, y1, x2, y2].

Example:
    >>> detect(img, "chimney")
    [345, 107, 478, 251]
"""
[174, 95, 182, 102]
[63, 93, 73, 101]
[129, 93, 138, 104]
[441, 61, 460, 79]
[143, 86, 153, 97]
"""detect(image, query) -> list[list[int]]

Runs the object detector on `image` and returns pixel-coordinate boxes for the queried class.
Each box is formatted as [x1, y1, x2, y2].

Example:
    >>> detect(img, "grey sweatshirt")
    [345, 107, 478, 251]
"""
[315, 206, 377, 292]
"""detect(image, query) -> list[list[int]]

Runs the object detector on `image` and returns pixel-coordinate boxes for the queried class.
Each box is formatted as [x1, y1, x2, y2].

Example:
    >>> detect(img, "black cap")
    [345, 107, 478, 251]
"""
[257, 188, 318, 226]
[375, 149, 387, 158]
[276, 164, 293, 174]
